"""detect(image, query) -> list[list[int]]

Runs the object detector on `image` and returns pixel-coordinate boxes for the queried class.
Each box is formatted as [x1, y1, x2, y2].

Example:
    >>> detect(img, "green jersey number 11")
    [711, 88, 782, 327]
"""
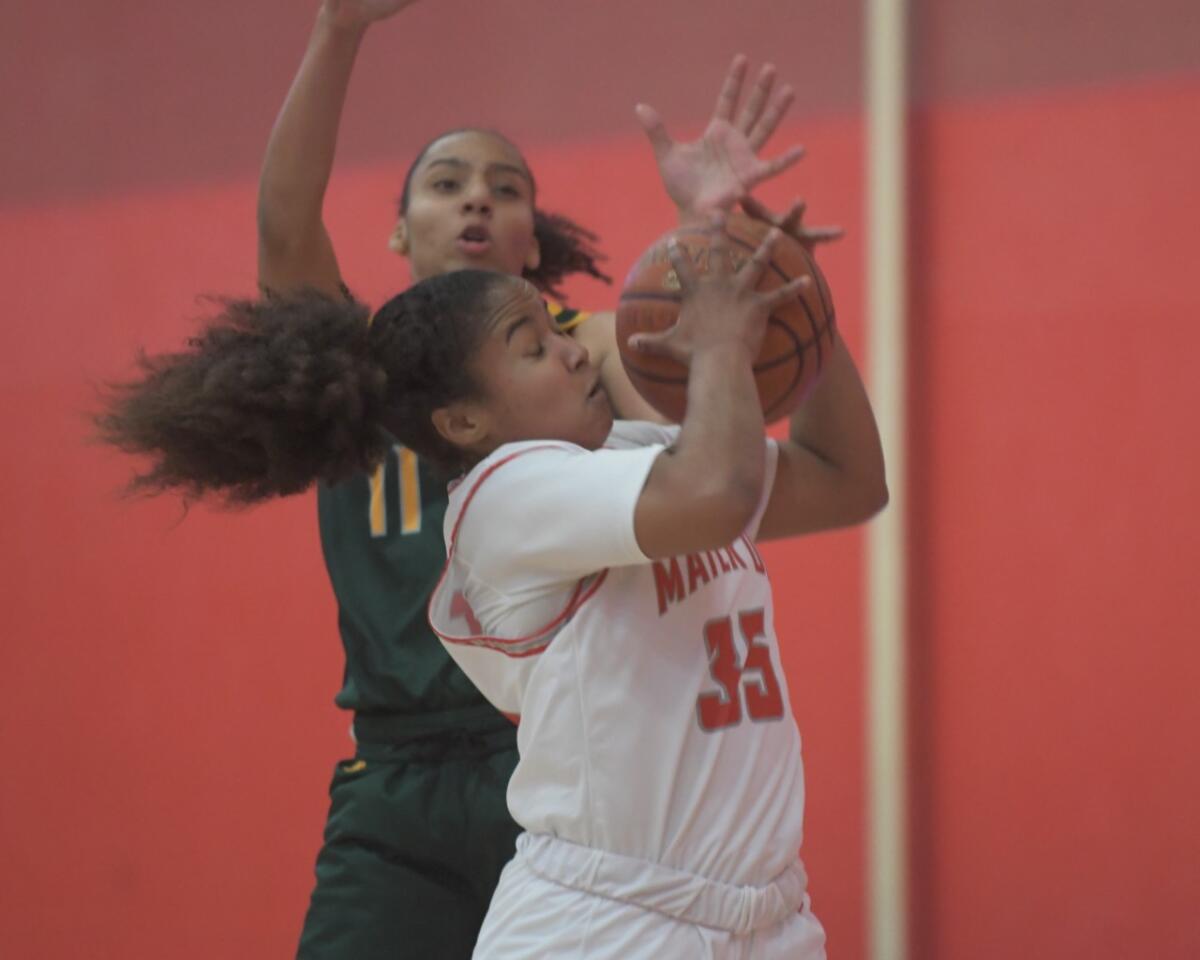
[368, 445, 422, 538]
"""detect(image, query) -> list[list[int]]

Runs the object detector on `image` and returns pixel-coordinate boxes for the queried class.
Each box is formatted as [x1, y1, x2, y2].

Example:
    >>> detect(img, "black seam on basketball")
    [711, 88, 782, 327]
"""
[760, 315, 807, 419]
[755, 316, 812, 371]
[732, 234, 828, 369]
[723, 233, 830, 369]
[797, 276, 823, 371]
[794, 244, 830, 369]
[797, 243, 835, 322]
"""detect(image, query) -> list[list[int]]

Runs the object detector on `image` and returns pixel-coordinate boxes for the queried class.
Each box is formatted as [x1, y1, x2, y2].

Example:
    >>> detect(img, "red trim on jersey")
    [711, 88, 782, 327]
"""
[428, 444, 612, 659]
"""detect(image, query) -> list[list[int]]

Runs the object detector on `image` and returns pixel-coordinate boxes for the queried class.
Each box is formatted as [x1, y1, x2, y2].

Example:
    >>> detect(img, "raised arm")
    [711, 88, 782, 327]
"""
[756, 338, 888, 538]
[257, 1, 419, 296]
[631, 220, 810, 558]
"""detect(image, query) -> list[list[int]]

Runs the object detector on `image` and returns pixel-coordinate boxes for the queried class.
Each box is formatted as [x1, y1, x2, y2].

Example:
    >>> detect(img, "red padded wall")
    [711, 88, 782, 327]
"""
[4, 2, 1199, 958]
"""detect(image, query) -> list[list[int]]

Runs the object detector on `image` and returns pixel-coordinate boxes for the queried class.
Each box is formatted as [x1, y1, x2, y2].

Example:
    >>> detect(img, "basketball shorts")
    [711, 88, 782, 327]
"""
[296, 722, 521, 960]
[473, 832, 827, 959]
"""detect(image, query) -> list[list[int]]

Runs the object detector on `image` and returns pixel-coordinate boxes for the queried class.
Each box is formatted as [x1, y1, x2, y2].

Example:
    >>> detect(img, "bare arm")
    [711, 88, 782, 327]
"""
[257, 1, 418, 296]
[757, 337, 888, 539]
[635, 343, 765, 556]
[631, 223, 809, 558]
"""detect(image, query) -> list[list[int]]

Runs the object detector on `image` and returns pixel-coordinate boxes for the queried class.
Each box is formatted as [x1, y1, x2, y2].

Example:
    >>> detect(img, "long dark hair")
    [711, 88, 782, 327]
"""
[97, 270, 511, 504]
[399, 128, 611, 299]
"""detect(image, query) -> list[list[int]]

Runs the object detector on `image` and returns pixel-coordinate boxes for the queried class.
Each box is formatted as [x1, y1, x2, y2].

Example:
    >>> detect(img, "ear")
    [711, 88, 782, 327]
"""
[524, 232, 541, 272]
[431, 401, 491, 454]
[388, 218, 410, 257]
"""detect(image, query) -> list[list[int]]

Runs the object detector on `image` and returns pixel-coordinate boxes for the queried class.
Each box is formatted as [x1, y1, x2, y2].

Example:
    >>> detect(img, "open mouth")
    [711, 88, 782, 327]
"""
[457, 224, 492, 255]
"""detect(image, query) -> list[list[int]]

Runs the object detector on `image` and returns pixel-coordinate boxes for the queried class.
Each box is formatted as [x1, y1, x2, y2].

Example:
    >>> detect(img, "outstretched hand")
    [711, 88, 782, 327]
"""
[637, 55, 806, 216]
[321, 0, 422, 28]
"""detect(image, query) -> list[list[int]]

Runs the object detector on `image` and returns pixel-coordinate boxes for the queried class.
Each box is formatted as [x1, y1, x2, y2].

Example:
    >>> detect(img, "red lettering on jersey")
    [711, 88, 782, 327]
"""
[726, 543, 748, 570]
[653, 557, 686, 616]
[742, 536, 767, 574]
[655, 542, 765, 615]
[738, 609, 785, 720]
[697, 617, 743, 730]
[696, 608, 785, 732]
[450, 591, 483, 634]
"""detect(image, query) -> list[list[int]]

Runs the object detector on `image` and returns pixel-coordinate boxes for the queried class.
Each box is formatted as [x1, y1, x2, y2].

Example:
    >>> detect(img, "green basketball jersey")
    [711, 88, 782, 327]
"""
[318, 302, 592, 724]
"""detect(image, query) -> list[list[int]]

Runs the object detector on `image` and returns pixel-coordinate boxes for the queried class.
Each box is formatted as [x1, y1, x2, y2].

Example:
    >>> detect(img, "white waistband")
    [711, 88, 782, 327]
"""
[515, 833, 807, 935]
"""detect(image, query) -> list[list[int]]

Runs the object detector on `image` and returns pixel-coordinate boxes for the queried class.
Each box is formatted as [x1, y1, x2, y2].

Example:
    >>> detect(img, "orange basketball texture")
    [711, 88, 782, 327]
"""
[615, 212, 836, 424]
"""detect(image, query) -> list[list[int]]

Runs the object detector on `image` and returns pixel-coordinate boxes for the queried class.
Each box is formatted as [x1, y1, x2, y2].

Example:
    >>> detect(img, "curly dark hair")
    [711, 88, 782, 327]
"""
[398, 128, 611, 299]
[97, 271, 510, 504]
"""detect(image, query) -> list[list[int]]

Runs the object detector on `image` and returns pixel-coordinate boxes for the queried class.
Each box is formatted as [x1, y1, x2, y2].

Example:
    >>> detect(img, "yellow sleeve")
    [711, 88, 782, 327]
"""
[544, 298, 592, 334]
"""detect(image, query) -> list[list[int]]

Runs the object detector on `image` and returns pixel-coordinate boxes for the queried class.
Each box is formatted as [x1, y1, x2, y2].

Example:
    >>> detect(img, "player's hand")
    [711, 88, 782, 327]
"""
[740, 195, 845, 253]
[321, 0, 421, 29]
[636, 55, 805, 217]
[628, 215, 810, 364]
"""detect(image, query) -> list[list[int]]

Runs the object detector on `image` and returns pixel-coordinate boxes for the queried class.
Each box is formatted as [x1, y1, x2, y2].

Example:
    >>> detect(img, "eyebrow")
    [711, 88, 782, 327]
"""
[425, 157, 532, 183]
[504, 315, 534, 344]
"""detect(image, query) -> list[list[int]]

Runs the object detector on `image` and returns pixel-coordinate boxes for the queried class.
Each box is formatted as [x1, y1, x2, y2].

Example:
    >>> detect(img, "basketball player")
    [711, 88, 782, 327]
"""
[424, 218, 885, 959]
[97, 212, 886, 957]
[254, 1, 820, 957]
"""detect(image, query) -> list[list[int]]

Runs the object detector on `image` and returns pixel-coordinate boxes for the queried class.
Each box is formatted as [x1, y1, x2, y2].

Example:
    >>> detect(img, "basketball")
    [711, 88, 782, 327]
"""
[615, 211, 836, 424]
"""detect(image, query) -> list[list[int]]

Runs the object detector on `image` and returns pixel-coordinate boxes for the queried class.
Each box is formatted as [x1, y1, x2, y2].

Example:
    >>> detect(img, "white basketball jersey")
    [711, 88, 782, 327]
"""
[428, 421, 806, 889]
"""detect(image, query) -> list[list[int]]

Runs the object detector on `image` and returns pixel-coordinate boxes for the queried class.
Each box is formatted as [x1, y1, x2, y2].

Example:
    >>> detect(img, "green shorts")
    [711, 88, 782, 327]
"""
[296, 719, 520, 960]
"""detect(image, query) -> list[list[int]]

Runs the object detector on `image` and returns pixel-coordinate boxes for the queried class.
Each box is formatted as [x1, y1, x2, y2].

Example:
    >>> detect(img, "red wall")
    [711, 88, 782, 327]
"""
[909, 74, 1200, 959]
[3, 2, 1199, 958]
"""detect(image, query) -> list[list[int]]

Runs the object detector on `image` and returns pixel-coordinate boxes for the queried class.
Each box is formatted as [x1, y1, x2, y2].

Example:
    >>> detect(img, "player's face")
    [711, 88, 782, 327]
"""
[468, 278, 613, 453]
[395, 132, 540, 282]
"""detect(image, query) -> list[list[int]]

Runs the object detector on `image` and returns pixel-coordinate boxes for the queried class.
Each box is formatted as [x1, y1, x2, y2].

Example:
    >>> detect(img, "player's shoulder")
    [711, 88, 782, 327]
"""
[482, 437, 586, 468]
[445, 439, 585, 542]
[453, 439, 583, 499]
[472, 423, 676, 473]
[451, 423, 674, 518]
[544, 298, 602, 334]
